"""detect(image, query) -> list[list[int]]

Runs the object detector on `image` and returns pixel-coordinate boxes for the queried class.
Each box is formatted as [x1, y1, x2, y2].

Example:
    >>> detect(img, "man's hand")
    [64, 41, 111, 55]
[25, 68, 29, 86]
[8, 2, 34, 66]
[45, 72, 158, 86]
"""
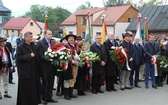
[31, 53, 35, 57]
[101, 61, 106, 66]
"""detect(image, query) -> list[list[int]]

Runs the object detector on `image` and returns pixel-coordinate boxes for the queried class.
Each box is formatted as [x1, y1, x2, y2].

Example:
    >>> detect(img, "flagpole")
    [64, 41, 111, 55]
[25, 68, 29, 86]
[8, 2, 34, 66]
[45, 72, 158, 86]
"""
[145, 17, 149, 41]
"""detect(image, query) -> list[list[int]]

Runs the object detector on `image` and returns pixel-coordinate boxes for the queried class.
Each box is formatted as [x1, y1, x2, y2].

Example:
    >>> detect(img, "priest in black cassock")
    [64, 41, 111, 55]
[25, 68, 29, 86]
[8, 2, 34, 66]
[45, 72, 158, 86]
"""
[16, 31, 41, 105]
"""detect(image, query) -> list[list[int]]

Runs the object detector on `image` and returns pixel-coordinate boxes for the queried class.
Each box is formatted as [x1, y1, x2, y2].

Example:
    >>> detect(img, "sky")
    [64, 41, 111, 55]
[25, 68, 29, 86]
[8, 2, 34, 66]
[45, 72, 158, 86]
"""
[3, 0, 105, 17]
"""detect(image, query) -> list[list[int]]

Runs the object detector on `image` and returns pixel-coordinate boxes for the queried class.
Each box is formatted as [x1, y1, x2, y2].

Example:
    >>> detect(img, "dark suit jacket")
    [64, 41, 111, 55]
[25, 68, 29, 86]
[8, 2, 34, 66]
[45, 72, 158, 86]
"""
[5, 42, 12, 53]
[120, 40, 135, 70]
[104, 39, 118, 76]
[90, 42, 107, 75]
[144, 41, 160, 63]
[133, 43, 144, 66]
[16, 42, 39, 78]
[16, 38, 24, 46]
[37, 38, 54, 79]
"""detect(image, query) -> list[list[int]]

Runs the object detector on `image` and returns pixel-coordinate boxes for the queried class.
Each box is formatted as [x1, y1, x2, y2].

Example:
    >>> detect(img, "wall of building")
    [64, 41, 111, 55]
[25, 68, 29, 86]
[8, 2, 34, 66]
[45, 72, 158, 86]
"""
[3, 29, 19, 37]
[115, 22, 130, 40]
[64, 25, 76, 35]
[118, 6, 138, 22]
[22, 19, 41, 36]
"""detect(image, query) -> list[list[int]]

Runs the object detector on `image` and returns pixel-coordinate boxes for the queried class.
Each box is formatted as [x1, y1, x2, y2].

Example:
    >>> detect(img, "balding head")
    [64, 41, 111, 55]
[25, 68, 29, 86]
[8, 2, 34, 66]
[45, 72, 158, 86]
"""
[134, 37, 140, 44]
[1, 35, 7, 39]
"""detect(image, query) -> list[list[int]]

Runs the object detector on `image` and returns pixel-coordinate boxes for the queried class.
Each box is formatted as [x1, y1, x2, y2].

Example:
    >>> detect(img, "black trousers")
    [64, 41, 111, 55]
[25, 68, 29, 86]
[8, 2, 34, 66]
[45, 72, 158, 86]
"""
[41, 69, 55, 101]
[105, 76, 115, 91]
[91, 74, 102, 91]
[130, 65, 140, 86]
[9, 71, 13, 83]
[57, 72, 64, 93]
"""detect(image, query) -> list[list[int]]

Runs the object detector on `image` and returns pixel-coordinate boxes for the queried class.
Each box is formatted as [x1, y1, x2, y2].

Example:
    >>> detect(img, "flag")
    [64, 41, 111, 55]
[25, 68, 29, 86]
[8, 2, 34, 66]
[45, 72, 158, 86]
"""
[44, 17, 48, 30]
[100, 21, 107, 44]
[63, 28, 67, 36]
[134, 15, 142, 45]
[144, 17, 149, 41]
[85, 11, 91, 43]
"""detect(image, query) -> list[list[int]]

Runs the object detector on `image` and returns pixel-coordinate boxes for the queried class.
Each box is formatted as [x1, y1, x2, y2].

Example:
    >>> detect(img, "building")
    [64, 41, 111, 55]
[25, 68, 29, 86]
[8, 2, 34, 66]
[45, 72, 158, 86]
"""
[2, 18, 42, 37]
[126, 5, 168, 38]
[61, 5, 138, 40]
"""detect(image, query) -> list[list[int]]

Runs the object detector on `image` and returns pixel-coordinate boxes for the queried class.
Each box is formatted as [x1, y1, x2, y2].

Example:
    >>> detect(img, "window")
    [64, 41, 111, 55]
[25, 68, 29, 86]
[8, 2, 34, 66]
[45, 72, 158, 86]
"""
[30, 22, 33, 26]
[96, 32, 101, 35]
[82, 16, 86, 25]
[69, 31, 73, 34]
[128, 18, 132, 22]
[82, 32, 85, 39]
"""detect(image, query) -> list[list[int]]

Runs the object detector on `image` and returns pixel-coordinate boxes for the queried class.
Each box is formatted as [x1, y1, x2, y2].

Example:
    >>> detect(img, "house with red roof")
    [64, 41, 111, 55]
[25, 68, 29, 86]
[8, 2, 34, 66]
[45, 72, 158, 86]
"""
[2, 17, 42, 37]
[62, 5, 138, 40]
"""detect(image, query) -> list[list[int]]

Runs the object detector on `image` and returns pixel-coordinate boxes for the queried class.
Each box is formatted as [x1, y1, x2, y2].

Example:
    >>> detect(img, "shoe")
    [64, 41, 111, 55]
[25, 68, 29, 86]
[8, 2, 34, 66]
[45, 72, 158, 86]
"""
[135, 85, 141, 88]
[145, 85, 149, 89]
[9, 82, 15, 84]
[47, 98, 58, 103]
[114, 81, 119, 84]
[125, 87, 132, 89]
[56, 92, 62, 96]
[97, 89, 104, 93]
[152, 85, 157, 89]
[120, 88, 125, 90]
[64, 88, 71, 100]
[0, 94, 2, 99]
[4, 94, 12, 98]
[78, 91, 86, 96]
[53, 88, 56, 90]
[42, 100, 48, 105]
[69, 88, 78, 98]
[106, 89, 112, 92]
[111, 88, 117, 91]
[92, 90, 97, 94]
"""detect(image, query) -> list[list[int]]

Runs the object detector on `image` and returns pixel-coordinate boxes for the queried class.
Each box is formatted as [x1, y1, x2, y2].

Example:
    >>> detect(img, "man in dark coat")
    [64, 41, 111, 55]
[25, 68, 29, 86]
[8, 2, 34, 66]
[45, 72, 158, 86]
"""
[16, 33, 24, 46]
[90, 34, 107, 94]
[120, 33, 135, 90]
[129, 37, 144, 88]
[16, 31, 41, 105]
[144, 35, 160, 89]
[0, 37, 13, 99]
[104, 32, 118, 92]
[64, 34, 79, 100]
[37, 30, 58, 104]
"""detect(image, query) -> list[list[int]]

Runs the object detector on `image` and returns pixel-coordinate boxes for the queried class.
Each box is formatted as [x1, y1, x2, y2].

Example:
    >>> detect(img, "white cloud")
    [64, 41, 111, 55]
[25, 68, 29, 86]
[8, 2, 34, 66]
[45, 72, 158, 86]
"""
[3, 0, 104, 17]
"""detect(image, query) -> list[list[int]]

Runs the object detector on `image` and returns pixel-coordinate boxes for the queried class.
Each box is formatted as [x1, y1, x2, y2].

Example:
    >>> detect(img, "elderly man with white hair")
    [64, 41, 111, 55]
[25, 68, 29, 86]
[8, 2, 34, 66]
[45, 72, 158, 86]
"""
[129, 37, 144, 88]
[104, 32, 118, 92]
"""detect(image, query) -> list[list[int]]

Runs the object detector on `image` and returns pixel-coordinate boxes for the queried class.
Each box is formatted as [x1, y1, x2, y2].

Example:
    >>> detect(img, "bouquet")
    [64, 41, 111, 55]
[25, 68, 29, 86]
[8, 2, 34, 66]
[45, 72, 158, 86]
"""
[45, 40, 71, 70]
[79, 51, 100, 67]
[156, 55, 168, 71]
[110, 47, 127, 70]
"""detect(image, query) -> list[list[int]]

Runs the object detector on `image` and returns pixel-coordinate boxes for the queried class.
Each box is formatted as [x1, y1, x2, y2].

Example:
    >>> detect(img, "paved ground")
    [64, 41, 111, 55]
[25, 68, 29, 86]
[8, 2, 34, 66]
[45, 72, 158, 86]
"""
[1, 71, 168, 105]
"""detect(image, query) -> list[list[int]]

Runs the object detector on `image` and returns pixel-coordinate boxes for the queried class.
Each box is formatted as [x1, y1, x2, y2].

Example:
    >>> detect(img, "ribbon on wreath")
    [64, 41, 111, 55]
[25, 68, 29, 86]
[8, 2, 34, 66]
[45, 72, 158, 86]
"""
[151, 56, 158, 76]
[60, 62, 68, 70]
[121, 47, 131, 71]
[84, 56, 90, 68]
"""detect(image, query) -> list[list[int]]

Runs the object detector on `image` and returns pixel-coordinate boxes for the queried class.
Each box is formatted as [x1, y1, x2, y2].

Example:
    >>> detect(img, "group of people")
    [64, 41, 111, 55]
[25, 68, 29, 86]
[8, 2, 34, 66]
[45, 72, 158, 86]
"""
[0, 29, 168, 105]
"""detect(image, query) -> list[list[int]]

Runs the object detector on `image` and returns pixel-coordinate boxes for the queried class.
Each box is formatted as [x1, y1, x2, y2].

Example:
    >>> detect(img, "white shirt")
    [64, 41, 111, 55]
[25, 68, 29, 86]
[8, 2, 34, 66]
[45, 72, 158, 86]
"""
[1, 48, 8, 62]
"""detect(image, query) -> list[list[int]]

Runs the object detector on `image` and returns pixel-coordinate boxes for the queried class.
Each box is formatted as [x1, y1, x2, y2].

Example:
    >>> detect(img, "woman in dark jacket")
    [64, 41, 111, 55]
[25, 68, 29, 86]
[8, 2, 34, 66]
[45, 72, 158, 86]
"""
[157, 39, 167, 87]
[75, 41, 90, 95]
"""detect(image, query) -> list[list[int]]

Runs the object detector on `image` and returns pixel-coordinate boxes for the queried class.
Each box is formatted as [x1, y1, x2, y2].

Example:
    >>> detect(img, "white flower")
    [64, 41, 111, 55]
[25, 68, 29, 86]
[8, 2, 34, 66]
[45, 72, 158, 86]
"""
[50, 59, 53, 61]
[44, 52, 48, 55]
[65, 57, 67, 59]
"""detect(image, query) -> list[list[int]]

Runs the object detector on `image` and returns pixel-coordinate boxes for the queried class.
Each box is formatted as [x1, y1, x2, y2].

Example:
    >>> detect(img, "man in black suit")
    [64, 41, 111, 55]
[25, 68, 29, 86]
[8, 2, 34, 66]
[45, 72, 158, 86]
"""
[90, 34, 107, 94]
[144, 35, 160, 89]
[16, 33, 24, 46]
[130, 37, 144, 88]
[37, 30, 58, 104]
[120, 33, 135, 90]
[104, 32, 118, 92]
[16, 31, 41, 105]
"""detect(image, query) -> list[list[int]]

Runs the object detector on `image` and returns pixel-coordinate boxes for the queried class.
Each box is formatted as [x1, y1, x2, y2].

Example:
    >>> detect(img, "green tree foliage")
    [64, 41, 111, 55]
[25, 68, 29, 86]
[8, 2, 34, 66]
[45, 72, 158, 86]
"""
[103, 0, 124, 7]
[76, 1, 93, 10]
[3, 14, 14, 22]
[25, 4, 71, 36]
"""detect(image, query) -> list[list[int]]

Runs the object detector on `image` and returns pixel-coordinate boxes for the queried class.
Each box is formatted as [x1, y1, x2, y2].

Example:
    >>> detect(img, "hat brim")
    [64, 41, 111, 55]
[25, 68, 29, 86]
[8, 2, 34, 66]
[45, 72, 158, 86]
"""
[60, 37, 66, 42]
[65, 34, 77, 40]
[0, 39, 7, 42]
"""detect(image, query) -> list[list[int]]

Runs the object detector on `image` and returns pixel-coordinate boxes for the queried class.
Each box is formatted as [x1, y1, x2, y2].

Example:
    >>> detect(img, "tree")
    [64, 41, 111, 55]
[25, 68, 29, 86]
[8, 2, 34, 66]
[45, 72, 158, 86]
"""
[76, 1, 93, 10]
[24, 5, 71, 36]
[3, 14, 14, 22]
[103, 0, 124, 7]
